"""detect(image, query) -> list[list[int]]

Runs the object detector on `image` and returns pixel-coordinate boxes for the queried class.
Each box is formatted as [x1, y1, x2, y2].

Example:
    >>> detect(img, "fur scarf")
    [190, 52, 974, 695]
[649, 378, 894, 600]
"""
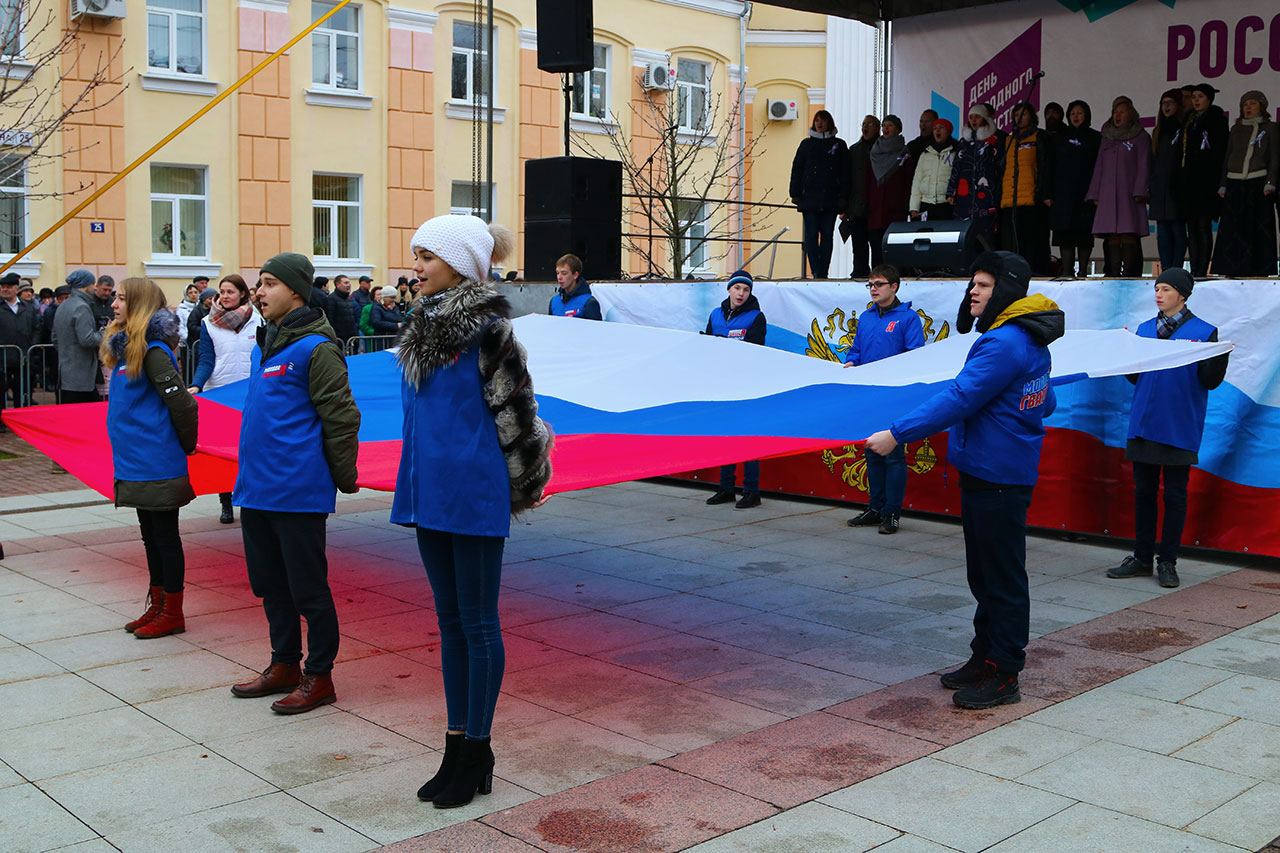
[397, 280, 554, 513]
[107, 308, 181, 360]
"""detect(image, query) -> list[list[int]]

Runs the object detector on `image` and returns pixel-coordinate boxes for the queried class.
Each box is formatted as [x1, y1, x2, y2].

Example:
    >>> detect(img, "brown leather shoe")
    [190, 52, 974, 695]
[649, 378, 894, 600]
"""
[271, 672, 336, 715]
[230, 662, 302, 698]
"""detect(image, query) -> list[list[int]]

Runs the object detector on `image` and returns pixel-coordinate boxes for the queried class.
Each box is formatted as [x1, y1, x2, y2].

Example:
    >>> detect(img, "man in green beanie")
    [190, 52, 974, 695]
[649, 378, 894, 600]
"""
[227, 251, 361, 715]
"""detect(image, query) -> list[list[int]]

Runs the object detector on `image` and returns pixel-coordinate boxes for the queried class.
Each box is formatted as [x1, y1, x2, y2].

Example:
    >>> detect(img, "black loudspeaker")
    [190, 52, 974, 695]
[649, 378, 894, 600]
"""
[881, 219, 987, 274]
[524, 156, 622, 280]
[535, 0, 593, 73]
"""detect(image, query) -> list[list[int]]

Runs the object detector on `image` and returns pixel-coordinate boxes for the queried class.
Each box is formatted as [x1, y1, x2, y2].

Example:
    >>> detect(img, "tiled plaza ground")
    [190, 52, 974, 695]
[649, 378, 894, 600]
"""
[1, 476, 1279, 852]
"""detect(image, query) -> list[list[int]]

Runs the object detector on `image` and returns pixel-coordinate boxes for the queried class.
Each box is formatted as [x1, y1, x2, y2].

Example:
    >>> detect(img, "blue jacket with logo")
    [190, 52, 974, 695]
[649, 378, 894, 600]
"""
[705, 294, 766, 345]
[108, 339, 189, 484]
[845, 300, 926, 366]
[1128, 313, 1224, 453]
[549, 281, 602, 320]
[890, 295, 1064, 486]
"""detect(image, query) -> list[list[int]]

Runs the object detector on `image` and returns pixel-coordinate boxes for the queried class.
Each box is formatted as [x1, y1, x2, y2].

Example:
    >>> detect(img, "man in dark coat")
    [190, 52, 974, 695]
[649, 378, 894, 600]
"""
[841, 114, 881, 278]
[906, 109, 938, 163]
[0, 272, 38, 418]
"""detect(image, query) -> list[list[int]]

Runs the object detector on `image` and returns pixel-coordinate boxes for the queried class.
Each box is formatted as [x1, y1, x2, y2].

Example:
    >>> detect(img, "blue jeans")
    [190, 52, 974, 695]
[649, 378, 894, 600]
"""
[961, 485, 1034, 673]
[802, 211, 838, 278]
[1155, 220, 1188, 270]
[719, 461, 760, 494]
[865, 443, 906, 516]
[416, 528, 505, 740]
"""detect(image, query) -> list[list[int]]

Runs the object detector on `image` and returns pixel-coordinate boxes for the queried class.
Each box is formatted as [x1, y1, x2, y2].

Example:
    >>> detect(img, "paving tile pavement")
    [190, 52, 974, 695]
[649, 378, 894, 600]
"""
[0, 480, 1277, 852]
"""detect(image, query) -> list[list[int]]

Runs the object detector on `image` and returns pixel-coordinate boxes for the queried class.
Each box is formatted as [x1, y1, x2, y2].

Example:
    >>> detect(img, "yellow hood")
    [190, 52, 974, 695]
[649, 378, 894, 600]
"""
[989, 293, 1061, 331]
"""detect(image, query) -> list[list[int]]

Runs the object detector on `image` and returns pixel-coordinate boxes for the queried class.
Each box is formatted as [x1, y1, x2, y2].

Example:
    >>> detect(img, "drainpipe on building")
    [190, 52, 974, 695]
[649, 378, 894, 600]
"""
[736, 1, 751, 270]
[485, 0, 495, 223]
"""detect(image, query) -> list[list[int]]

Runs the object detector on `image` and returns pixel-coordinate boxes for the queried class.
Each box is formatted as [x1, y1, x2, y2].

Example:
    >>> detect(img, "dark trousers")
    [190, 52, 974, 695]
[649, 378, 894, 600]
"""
[241, 508, 339, 675]
[961, 485, 1034, 673]
[416, 527, 505, 740]
[60, 389, 101, 404]
[919, 202, 954, 221]
[0, 358, 22, 412]
[867, 228, 887, 269]
[1133, 462, 1189, 565]
[846, 216, 871, 277]
[866, 443, 906, 516]
[137, 509, 184, 594]
[802, 211, 838, 278]
[1188, 217, 1214, 276]
[1155, 220, 1188, 271]
[999, 206, 1051, 275]
[719, 461, 760, 494]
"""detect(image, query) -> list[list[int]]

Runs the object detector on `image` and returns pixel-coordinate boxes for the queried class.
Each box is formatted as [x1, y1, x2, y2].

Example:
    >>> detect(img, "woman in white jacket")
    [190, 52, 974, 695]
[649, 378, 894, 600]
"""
[909, 118, 958, 220]
[188, 274, 262, 524]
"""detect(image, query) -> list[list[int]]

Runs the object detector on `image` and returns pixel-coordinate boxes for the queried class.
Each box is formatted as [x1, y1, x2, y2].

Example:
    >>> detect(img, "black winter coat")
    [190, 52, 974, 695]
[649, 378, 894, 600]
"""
[1049, 125, 1101, 233]
[844, 135, 876, 218]
[328, 290, 359, 341]
[790, 134, 850, 213]
[0, 298, 39, 350]
[1148, 116, 1185, 222]
[1177, 105, 1229, 219]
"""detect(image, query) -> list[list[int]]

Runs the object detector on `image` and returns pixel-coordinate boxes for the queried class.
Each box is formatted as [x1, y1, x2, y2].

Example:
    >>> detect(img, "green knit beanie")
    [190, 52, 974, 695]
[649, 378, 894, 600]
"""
[260, 252, 314, 303]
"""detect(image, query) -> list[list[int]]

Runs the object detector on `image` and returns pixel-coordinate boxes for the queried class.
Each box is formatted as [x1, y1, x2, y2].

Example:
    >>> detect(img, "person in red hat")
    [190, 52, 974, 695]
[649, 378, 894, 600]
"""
[910, 117, 958, 221]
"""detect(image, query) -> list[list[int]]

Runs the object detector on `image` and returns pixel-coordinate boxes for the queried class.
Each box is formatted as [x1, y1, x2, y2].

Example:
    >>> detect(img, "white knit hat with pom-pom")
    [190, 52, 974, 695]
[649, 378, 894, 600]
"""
[409, 214, 513, 283]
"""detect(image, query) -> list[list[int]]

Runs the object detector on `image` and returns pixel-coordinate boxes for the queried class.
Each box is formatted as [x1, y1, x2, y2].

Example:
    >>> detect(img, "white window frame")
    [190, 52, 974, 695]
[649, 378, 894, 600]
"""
[571, 43, 609, 121]
[0, 0, 23, 60]
[311, 1, 363, 93]
[312, 173, 363, 263]
[450, 20, 497, 106]
[676, 58, 710, 132]
[679, 199, 710, 273]
[449, 181, 495, 221]
[150, 164, 210, 261]
[0, 155, 28, 258]
[145, 0, 207, 78]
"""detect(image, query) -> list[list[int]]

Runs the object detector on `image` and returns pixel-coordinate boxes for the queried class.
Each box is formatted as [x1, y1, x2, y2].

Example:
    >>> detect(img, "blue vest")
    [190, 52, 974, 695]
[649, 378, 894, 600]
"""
[390, 343, 511, 537]
[708, 307, 762, 341]
[232, 334, 338, 513]
[550, 288, 594, 317]
[1128, 315, 1217, 452]
[107, 341, 188, 483]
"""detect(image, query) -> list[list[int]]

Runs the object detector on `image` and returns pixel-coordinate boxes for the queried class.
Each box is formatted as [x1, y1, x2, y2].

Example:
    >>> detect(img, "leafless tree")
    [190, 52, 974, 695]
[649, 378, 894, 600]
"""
[573, 64, 773, 279]
[0, 0, 125, 202]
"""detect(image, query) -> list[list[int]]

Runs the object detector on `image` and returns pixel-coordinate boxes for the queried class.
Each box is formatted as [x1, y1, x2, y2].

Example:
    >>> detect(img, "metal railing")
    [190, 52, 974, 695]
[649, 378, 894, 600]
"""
[344, 335, 400, 357]
[24, 344, 60, 405]
[0, 343, 26, 410]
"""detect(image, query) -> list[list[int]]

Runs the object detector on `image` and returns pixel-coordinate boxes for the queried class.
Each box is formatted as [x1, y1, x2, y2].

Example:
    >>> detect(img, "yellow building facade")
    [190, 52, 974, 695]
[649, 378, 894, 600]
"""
[0, 0, 878, 299]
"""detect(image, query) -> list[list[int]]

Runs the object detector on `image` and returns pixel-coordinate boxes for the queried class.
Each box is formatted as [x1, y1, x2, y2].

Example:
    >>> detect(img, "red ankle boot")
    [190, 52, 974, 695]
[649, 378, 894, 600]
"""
[125, 586, 165, 633]
[134, 591, 185, 638]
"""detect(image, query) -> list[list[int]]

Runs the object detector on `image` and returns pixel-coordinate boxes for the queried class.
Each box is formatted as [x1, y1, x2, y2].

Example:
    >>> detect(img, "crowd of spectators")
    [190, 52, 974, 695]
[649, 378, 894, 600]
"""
[790, 84, 1279, 280]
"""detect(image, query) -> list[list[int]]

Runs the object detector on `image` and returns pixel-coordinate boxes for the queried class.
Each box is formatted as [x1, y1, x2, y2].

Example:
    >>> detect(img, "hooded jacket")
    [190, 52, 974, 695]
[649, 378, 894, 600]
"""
[909, 140, 958, 210]
[947, 128, 1004, 222]
[1177, 103, 1229, 218]
[231, 307, 361, 512]
[328, 288, 360, 341]
[51, 286, 104, 393]
[790, 132, 850, 213]
[1001, 127, 1054, 207]
[1050, 101, 1102, 233]
[549, 280, 601, 320]
[392, 279, 554, 535]
[105, 309, 198, 511]
[705, 293, 766, 344]
[1148, 106, 1186, 222]
[845, 299, 925, 366]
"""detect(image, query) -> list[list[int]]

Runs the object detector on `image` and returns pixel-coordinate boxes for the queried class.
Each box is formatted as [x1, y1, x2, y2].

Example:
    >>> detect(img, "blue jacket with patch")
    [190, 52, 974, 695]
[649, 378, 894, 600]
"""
[1128, 313, 1223, 453]
[890, 295, 1064, 487]
[549, 281, 602, 320]
[705, 294, 766, 345]
[845, 300, 926, 366]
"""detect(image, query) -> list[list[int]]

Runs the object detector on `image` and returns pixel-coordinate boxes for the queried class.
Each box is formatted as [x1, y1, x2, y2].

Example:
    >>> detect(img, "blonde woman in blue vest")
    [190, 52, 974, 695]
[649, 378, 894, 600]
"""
[393, 215, 553, 809]
[102, 278, 198, 639]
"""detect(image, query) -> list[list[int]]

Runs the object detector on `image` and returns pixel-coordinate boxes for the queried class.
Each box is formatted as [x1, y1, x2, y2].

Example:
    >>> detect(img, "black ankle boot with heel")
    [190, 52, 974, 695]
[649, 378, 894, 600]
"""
[416, 732, 462, 802]
[433, 736, 494, 809]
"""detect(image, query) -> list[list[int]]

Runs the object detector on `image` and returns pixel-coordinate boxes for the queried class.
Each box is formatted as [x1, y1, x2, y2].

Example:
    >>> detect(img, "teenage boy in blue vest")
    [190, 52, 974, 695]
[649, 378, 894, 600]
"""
[843, 264, 926, 534]
[866, 251, 1063, 709]
[229, 252, 361, 715]
[1107, 268, 1228, 589]
[705, 270, 768, 509]
[548, 254, 601, 320]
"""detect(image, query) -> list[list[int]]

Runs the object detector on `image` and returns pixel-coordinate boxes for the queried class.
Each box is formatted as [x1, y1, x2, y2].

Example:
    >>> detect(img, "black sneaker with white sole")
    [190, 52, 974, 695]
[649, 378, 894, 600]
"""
[878, 514, 900, 534]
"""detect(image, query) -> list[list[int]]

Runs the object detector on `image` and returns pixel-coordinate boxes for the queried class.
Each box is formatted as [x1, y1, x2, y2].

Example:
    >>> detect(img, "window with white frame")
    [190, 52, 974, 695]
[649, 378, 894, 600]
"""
[313, 174, 362, 261]
[146, 0, 204, 76]
[676, 59, 709, 131]
[450, 181, 494, 220]
[0, 156, 26, 254]
[571, 44, 609, 120]
[678, 199, 709, 271]
[0, 0, 21, 58]
[150, 165, 208, 258]
[311, 1, 361, 91]
[451, 21, 496, 104]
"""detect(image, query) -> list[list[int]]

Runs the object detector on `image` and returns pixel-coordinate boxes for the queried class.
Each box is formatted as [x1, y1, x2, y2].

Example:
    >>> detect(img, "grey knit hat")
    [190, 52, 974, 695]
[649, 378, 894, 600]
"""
[260, 252, 315, 303]
[65, 269, 95, 289]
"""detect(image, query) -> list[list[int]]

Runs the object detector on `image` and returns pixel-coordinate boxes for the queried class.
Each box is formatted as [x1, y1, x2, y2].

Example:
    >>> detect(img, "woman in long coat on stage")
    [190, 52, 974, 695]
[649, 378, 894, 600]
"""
[1087, 96, 1151, 277]
[1211, 90, 1278, 278]
[1050, 100, 1101, 277]
[1177, 84, 1229, 276]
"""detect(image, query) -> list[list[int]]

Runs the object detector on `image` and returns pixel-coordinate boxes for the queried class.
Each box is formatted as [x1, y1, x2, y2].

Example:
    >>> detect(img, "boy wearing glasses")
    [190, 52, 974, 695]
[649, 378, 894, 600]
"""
[844, 264, 925, 533]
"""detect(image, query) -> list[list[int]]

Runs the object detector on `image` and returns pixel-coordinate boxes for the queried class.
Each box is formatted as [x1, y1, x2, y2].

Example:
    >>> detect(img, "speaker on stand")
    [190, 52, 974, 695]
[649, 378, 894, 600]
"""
[524, 156, 622, 281]
[882, 219, 987, 276]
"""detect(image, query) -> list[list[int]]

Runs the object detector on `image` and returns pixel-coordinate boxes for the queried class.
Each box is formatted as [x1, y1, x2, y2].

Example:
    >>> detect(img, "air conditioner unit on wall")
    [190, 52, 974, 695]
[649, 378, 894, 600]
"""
[70, 0, 127, 19]
[768, 99, 799, 121]
[642, 63, 675, 91]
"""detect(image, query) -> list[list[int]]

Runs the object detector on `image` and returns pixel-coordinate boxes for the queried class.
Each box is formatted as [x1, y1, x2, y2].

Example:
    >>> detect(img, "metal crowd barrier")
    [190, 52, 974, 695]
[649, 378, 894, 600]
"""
[344, 335, 399, 356]
[0, 343, 25, 410]
[24, 344, 59, 405]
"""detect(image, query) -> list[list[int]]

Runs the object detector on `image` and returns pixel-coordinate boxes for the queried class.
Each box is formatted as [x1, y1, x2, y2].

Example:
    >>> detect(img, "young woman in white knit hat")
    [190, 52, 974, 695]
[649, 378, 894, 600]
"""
[390, 215, 554, 809]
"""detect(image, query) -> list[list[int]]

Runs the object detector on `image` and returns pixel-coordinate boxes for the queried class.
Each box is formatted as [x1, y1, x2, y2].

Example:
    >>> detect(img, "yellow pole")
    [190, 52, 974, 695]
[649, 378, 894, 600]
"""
[0, 0, 354, 277]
